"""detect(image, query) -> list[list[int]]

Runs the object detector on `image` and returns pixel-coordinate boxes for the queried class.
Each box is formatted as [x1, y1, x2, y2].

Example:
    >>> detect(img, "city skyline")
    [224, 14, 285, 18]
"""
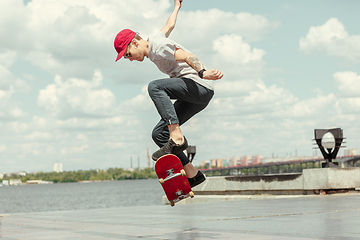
[3, 147, 359, 175]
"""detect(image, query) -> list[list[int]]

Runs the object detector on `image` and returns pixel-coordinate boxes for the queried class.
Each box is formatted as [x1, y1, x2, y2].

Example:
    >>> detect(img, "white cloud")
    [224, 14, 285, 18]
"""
[338, 98, 360, 114]
[181, 75, 344, 160]
[212, 80, 297, 118]
[334, 71, 360, 114]
[0, 65, 15, 91]
[0, 0, 279, 80]
[0, 64, 28, 121]
[25, 131, 52, 141]
[214, 79, 260, 97]
[10, 108, 26, 119]
[334, 71, 360, 97]
[0, 0, 173, 79]
[173, 9, 280, 46]
[213, 34, 266, 64]
[0, 144, 6, 152]
[0, 0, 28, 49]
[77, 134, 88, 141]
[0, 64, 30, 92]
[8, 121, 29, 132]
[299, 18, 360, 62]
[119, 85, 154, 115]
[211, 35, 266, 80]
[0, 88, 13, 107]
[7, 77, 158, 172]
[38, 70, 116, 120]
[0, 50, 17, 68]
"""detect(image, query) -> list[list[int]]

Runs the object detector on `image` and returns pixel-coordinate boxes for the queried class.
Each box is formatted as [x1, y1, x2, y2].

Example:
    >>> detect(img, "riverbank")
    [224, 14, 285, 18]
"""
[1, 167, 157, 184]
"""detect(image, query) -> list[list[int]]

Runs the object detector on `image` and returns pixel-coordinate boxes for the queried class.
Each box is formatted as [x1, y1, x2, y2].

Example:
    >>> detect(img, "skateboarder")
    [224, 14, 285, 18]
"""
[114, 0, 223, 188]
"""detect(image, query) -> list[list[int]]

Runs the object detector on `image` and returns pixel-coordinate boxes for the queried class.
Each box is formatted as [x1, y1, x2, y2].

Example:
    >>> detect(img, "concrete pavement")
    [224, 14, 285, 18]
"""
[1, 193, 360, 239]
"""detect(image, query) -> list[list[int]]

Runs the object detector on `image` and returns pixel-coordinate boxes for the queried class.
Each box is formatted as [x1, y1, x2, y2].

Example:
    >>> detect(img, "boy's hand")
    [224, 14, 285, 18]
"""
[175, 0, 183, 9]
[203, 69, 224, 80]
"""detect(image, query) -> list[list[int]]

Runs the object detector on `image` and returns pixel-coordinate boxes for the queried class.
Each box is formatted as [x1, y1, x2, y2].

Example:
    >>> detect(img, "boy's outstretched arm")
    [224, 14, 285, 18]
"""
[174, 48, 224, 80]
[161, 0, 183, 38]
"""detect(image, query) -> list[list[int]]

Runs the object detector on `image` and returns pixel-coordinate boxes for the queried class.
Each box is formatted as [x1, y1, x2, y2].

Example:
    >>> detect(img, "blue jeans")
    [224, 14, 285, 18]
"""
[148, 77, 214, 166]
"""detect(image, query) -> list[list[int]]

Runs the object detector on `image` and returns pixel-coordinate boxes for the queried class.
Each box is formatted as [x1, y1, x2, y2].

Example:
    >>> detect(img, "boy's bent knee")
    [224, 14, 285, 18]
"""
[147, 80, 159, 97]
[152, 127, 169, 148]
[151, 129, 160, 145]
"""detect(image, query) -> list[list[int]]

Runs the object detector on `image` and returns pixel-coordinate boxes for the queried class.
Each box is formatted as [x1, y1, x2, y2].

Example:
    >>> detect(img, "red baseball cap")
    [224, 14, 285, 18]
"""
[114, 29, 136, 62]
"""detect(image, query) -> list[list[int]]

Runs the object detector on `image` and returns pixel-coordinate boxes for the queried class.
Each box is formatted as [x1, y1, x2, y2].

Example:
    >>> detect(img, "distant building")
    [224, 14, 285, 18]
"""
[201, 158, 228, 169]
[211, 158, 224, 168]
[19, 171, 27, 177]
[0, 173, 3, 179]
[201, 160, 211, 169]
[239, 156, 249, 166]
[228, 157, 239, 167]
[222, 158, 228, 167]
[53, 163, 63, 173]
[9, 179, 22, 185]
[251, 155, 262, 165]
[26, 180, 53, 184]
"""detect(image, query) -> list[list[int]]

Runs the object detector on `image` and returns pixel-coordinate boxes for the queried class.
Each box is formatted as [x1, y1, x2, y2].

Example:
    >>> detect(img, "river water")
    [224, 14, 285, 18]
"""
[0, 179, 164, 214]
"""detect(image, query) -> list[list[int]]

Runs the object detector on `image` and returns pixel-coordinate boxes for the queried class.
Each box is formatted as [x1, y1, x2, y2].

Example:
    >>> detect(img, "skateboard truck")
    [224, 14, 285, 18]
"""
[175, 190, 192, 201]
[160, 169, 186, 184]
[171, 191, 194, 205]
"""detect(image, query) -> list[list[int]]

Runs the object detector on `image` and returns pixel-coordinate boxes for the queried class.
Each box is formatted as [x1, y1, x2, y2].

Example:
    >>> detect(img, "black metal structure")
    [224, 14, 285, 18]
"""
[314, 128, 344, 168]
[186, 145, 196, 163]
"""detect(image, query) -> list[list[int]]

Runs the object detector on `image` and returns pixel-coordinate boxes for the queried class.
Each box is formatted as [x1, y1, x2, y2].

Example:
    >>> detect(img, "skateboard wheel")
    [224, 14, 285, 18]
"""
[189, 191, 194, 198]
[159, 178, 164, 184]
[180, 169, 186, 176]
[170, 200, 175, 207]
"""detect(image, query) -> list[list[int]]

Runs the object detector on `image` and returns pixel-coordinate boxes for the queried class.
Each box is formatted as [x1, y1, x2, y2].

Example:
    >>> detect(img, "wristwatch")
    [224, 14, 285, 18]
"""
[198, 69, 206, 79]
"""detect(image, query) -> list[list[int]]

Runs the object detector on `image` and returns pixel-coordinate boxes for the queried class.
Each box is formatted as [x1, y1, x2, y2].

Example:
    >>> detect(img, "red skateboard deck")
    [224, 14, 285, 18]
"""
[155, 154, 194, 206]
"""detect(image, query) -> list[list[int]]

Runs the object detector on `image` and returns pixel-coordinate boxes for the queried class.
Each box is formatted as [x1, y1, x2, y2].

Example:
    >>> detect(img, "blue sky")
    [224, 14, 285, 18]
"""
[1, 0, 360, 173]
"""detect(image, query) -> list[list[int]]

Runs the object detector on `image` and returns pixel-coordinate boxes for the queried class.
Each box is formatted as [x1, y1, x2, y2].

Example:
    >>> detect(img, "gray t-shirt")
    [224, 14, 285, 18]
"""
[148, 32, 214, 91]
